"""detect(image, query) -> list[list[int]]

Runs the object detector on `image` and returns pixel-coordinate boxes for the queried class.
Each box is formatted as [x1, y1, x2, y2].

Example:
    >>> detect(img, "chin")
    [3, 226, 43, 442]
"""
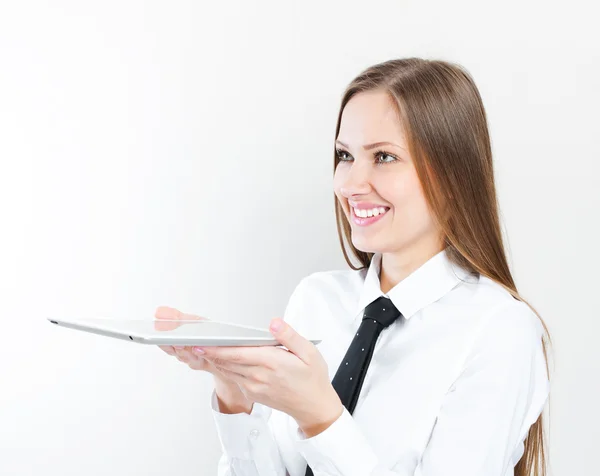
[351, 240, 385, 255]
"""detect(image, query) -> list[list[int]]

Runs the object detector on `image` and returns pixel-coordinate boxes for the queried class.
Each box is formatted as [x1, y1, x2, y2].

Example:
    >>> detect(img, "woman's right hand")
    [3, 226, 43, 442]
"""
[154, 306, 254, 413]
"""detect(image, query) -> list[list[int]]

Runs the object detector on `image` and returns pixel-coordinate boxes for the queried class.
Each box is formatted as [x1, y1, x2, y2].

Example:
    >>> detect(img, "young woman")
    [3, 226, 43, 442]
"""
[157, 57, 552, 476]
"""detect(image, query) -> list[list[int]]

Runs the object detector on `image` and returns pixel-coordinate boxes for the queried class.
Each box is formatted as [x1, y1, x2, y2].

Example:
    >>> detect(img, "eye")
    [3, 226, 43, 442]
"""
[335, 148, 399, 165]
[336, 148, 351, 161]
[374, 150, 398, 164]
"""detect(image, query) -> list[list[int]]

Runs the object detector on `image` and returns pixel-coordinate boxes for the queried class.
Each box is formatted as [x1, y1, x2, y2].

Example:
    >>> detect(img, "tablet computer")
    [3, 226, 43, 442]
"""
[47, 317, 322, 347]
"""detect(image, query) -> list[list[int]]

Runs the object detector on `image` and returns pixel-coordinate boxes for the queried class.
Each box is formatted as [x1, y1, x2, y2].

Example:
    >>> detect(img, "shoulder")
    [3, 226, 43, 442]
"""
[289, 267, 366, 300]
[451, 274, 542, 339]
[477, 277, 544, 343]
[437, 273, 545, 378]
[282, 267, 364, 333]
[460, 279, 550, 410]
[442, 273, 543, 341]
[461, 277, 546, 374]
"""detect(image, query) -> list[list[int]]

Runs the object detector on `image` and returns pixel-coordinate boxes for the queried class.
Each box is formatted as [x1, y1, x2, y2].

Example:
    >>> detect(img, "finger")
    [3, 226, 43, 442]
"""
[268, 318, 314, 364]
[158, 345, 176, 355]
[187, 357, 210, 371]
[154, 306, 210, 331]
[154, 306, 209, 321]
[209, 363, 249, 383]
[202, 356, 262, 379]
[180, 346, 201, 362]
[200, 345, 275, 367]
[174, 346, 198, 363]
[190, 358, 238, 380]
[183, 353, 242, 378]
[173, 347, 188, 362]
[155, 306, 184, 320]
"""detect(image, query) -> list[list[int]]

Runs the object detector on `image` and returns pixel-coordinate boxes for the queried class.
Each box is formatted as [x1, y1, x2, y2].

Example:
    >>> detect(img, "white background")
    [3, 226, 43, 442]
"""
[1, 1, 598, 475]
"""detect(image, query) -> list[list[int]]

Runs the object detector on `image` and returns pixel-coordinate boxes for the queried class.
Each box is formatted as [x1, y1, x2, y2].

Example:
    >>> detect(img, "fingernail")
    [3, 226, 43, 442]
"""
[193, 347, 205, 354]
[270, 319, 282, 332]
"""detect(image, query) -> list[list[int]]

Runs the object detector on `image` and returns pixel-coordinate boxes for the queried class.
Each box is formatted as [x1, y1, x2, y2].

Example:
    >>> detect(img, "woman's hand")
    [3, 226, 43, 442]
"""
[154, 305, 214, 371]
[196, 317, 344, 437]
[154, 306, 253, 413]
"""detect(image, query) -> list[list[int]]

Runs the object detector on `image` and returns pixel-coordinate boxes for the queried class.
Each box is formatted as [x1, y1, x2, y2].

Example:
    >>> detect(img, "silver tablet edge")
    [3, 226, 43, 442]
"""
[47, 317, 322, 346]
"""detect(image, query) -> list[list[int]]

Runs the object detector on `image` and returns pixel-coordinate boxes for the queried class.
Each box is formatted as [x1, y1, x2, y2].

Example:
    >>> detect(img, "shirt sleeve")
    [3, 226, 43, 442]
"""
[211, 390, 286, 476]
[210, 276, 311, 476]
[289, 299, 550, 476]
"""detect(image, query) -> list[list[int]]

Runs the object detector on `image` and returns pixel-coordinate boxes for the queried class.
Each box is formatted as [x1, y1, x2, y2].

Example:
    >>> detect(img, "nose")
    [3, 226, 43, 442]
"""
[339, 160, 373, 198]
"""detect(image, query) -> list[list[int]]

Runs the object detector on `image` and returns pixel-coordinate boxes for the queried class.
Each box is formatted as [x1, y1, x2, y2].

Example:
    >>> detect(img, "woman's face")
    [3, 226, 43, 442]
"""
[333, 90, 440, 256]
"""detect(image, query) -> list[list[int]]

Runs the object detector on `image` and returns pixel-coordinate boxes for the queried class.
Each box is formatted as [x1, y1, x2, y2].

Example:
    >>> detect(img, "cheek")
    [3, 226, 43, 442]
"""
[333, 169, 347, 203]
[332, 166, 344, 189]
[391, 174, 434, 228]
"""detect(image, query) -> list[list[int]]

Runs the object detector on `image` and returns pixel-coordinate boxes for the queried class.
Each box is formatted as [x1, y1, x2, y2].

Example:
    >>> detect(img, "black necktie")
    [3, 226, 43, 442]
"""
[304, 296, 402, 476]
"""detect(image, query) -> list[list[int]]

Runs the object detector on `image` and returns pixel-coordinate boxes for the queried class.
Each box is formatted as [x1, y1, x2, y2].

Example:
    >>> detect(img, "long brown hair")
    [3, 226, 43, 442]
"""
[333, 58, 552, 475]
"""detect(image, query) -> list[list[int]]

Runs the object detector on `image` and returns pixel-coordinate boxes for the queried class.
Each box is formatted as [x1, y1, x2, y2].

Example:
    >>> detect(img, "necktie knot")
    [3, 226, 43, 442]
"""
[362, 296, 401, 328]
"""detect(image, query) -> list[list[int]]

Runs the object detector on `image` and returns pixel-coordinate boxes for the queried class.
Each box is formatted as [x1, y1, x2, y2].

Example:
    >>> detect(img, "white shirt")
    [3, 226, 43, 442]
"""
[209, 247, 550, 476]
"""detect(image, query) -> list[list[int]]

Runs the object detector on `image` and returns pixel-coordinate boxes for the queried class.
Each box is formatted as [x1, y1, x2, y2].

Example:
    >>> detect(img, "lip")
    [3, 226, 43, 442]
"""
[350, 206, 390, 227]
[348, 200, 389, 210]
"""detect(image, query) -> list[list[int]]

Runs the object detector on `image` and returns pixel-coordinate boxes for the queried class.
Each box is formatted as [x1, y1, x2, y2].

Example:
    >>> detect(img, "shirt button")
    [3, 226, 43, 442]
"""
[249, 429, 260, 440]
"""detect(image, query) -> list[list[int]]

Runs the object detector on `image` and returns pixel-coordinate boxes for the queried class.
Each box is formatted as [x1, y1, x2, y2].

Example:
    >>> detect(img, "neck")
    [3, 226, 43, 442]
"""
[379, 239, 445, 294]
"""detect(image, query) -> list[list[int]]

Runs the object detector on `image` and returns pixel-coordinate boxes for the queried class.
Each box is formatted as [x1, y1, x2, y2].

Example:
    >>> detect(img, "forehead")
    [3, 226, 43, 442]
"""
[339, 90, 406, 143]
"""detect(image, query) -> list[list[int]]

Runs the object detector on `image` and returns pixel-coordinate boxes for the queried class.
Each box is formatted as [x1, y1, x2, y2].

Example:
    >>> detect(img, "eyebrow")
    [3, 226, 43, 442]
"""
[335, 140, 406, 151]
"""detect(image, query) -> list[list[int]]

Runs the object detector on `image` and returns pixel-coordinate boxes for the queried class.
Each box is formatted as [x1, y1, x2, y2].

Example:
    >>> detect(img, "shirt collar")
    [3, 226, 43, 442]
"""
[354, 247, 474, 325]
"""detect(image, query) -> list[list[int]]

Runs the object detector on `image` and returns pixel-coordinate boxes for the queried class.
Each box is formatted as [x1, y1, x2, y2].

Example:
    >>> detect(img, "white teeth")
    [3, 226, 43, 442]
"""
[353, 206, 388, 218]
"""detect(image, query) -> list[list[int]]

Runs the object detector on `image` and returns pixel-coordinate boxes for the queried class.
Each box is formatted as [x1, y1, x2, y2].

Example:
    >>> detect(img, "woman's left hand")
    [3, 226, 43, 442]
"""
[193, 317, 343, 437]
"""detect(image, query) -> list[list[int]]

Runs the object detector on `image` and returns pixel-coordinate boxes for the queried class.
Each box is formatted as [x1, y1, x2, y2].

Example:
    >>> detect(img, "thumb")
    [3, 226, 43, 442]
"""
[269, 318, 313, 362]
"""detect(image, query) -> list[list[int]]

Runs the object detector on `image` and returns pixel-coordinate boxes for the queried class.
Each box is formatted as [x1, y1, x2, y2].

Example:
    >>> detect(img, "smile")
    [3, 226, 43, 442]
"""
[351, 206, 390, 226]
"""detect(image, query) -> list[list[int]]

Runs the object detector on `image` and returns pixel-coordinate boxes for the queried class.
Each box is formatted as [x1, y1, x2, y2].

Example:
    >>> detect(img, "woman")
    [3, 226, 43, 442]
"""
[157, 57, 552, 476]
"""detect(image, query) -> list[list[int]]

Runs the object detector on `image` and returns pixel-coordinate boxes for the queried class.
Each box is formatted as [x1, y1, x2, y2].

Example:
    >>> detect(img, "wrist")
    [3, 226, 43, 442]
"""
[297, 397, 344, 438]
[213, 377, 253, 414]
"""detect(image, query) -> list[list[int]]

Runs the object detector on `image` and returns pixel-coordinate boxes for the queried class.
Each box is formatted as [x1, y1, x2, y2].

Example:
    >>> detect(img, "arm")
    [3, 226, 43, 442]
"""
[414, 300, 549, 475]
[210, 277, 312, 476]
[211, 387, 286, 476]
[287, 300, 550, 476]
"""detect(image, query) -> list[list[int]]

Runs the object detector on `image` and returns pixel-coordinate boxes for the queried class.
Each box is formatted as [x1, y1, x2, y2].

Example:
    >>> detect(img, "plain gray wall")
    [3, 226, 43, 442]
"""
[1, 1, 598, 475]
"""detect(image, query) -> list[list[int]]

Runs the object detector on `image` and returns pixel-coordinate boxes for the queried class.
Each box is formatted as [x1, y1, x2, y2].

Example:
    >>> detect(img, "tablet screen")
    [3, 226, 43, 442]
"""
[70, 318, 273, 339]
